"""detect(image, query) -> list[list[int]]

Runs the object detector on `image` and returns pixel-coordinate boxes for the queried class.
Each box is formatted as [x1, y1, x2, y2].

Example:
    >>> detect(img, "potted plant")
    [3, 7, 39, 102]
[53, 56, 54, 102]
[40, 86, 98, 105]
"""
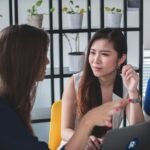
[62, 0, 87, 29]
[64, 33, 85, 72]
[105, 7, 122, 28]
[27, 0, 55, 28]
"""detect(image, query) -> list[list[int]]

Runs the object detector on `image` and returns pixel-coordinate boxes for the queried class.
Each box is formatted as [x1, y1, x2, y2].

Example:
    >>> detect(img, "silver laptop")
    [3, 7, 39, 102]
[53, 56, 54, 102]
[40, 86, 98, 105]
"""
[102, 121, 150, 150]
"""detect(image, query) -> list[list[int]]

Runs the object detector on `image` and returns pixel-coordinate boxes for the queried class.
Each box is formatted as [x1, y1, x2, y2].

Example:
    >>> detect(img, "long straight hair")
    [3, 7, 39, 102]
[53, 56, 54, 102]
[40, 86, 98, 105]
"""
[77, 28, 127, 137]
[0, 25, 49, 134]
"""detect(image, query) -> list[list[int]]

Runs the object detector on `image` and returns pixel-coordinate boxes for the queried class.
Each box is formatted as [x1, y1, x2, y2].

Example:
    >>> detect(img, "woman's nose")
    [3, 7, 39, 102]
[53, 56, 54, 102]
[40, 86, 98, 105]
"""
[94, 54, 101, 63]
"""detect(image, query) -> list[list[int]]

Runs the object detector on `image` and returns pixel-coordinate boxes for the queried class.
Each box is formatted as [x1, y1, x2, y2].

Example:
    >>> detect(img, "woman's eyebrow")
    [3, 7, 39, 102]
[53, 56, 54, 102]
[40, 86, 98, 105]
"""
[90, 48, 112, 52]
[100, 49, 111, 52]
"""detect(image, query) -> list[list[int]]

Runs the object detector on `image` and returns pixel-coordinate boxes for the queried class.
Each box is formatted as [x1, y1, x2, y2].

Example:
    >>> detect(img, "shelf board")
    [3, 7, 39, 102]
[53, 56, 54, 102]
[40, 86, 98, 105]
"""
[45, 67, 80, 78]
[45, 27, 141, 34]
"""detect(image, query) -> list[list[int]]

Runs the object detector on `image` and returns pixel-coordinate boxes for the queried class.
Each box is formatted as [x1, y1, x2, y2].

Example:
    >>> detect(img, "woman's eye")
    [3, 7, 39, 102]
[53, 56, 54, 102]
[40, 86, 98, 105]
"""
[90, 51, 95, 54]
[102, 53, 109, 56]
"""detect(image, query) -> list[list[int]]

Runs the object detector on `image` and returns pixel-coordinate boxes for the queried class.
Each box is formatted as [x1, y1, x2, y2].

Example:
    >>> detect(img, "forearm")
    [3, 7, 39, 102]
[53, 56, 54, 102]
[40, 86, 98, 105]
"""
[61, 128, 75, 142]
[65, 113, 93, 150]
[127, 90, 145, 124]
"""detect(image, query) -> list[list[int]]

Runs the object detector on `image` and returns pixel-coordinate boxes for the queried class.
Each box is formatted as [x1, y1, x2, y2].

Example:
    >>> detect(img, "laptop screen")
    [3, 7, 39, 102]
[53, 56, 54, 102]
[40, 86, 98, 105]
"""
[102, 121, 150, 150]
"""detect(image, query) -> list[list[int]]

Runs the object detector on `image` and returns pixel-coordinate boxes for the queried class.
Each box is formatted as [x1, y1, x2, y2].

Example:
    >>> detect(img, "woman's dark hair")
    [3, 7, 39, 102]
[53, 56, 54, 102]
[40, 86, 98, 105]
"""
[0, 24, 49, 134]
[77, 28, 127, 137]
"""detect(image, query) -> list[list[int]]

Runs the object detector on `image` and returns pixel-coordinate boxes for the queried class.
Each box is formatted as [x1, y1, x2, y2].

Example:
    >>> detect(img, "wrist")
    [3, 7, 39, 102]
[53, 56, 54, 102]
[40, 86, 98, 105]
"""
[128, 89, 139, 98]
[81, 112, 94, 135]
[128, 98, 141, 103]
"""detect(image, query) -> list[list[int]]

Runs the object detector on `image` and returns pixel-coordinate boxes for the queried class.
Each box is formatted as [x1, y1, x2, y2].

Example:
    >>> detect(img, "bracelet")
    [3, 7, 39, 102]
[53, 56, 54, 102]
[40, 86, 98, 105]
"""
[128, 98, 141, 103]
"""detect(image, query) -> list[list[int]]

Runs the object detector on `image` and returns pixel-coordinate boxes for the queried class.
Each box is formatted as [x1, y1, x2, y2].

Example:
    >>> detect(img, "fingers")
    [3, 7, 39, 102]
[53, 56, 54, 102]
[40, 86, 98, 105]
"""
[92, 100, 128, 128]
[112, 99, 128, 109]
[122, 64, 133, 74]
[107, 99, 128, 116]
[122, 64, 139, 80]
[90, 136, 102, 150]
[104, 120, 112, 127]
[85, 138, 97, 150]
[97, 138, 104, 144]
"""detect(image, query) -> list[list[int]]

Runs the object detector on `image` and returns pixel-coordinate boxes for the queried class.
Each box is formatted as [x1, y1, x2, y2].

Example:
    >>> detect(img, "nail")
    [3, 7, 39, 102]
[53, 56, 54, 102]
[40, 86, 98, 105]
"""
[128, 98, 132, 103]
[115, 108, 120, 111]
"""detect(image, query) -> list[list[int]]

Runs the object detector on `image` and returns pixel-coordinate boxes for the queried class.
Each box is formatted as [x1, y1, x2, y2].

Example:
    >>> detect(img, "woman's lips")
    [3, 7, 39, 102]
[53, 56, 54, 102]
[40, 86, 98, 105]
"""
[93, 66, 102, 71]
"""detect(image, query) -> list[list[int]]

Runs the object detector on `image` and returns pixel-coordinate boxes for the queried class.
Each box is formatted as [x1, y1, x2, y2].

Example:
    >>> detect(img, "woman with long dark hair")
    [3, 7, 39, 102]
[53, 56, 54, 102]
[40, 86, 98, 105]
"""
[61, 28, 144, 149]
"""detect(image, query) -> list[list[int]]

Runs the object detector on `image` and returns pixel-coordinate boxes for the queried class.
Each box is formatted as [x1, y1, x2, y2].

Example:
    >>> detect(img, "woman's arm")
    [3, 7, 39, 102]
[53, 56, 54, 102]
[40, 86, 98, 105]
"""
[61, 76, 77, 141]
[122, 64, 145, 124]
[62, 76, 103, 150]
[65, 99, 128, 150]
[126, 90, 145, 124]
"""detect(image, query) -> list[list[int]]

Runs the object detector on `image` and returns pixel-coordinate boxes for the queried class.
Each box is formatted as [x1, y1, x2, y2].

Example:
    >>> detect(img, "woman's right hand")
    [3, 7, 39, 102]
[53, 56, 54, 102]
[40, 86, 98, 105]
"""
[84, 136, 103, 150]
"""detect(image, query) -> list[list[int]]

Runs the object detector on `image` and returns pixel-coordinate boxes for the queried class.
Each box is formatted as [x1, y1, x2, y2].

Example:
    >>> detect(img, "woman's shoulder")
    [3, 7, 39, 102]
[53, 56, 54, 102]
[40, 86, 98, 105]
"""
[73, 72, 82, 79]
[72, 72, 83, 92]
[0, 98, 49, 150]
[0, 97, 13, 113]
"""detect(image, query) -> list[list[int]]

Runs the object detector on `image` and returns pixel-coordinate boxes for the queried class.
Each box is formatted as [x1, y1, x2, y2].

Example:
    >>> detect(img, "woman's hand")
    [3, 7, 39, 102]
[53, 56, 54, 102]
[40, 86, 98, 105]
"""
[122, 64, 139, 95]
[84, 136, 103, 150]
[85, 99, 128, 128]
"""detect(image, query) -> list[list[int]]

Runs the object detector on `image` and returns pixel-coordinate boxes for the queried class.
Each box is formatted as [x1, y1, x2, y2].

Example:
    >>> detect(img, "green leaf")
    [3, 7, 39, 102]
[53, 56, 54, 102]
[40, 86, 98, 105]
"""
[75, 5, 79, 9]
[62, 7, 68, 12]
[80, 8, 86, 14]
[50, 7, 55, 12]
[27, 9, 31, 13]
[36, 0, 43, 7]
[70, 0, 74, 5]
[116, 8, 121, 13]
[67, 11, 75, 14]
[104, 7, 111, 12]
[111, 7, 115, 12]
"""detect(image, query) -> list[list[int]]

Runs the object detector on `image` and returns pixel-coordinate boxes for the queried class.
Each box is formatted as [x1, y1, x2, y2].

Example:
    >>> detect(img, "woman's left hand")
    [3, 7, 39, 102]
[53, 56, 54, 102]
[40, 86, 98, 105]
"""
[122, 64, 139, 93]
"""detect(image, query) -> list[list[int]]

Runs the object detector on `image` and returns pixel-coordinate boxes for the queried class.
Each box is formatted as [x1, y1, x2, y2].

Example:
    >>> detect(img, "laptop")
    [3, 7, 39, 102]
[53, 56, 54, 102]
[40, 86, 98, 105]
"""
[102, 121, 150, 150]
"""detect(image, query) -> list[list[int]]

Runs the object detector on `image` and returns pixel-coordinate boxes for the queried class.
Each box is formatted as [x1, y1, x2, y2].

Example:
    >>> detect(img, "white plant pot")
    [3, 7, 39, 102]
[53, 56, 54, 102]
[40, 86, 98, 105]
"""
[27, 14, 43, 28]
[68, 52, 85, 72]
[106, 13, 122, 28]
[67, 13, 83, 29]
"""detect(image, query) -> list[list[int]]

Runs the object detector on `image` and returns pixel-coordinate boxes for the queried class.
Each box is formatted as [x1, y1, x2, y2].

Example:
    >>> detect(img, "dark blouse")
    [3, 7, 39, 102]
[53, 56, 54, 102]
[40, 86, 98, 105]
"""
[0, 97, 65, 150]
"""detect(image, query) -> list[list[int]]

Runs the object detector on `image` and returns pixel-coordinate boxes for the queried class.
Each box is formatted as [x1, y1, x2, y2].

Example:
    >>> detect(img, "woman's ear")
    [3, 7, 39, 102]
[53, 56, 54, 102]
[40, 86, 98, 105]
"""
[118, 54, 126, 66]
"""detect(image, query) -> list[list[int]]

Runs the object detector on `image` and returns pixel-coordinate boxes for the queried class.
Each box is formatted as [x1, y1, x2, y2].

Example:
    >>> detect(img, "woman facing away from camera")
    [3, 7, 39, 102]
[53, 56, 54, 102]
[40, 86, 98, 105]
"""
[60, 28, 145, 149]
[0, 24, 130, 150]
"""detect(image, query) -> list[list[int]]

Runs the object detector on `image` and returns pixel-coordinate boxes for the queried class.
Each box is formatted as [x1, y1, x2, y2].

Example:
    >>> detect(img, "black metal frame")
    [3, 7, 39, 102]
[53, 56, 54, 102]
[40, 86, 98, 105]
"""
[8, 0, 143, 124]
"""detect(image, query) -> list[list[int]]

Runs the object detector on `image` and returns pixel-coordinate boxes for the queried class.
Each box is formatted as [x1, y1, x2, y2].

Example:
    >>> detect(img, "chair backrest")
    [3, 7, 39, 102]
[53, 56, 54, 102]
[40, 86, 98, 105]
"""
[48, 100, 62, 150]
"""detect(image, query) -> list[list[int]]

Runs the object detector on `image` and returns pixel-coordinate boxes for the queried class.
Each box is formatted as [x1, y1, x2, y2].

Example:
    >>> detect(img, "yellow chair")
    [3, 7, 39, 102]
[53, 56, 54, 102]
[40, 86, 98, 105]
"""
[49, 100, 62, 150]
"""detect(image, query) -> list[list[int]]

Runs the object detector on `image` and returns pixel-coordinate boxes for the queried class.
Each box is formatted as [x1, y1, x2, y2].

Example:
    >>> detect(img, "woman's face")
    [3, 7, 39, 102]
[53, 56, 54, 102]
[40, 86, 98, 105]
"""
[37, 55, 49, 81]
[89, 39, 125, 78]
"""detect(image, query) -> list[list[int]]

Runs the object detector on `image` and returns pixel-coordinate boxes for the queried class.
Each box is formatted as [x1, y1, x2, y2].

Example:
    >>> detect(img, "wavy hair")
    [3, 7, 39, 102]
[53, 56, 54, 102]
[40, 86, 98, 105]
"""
[0, 24, 49, 134]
